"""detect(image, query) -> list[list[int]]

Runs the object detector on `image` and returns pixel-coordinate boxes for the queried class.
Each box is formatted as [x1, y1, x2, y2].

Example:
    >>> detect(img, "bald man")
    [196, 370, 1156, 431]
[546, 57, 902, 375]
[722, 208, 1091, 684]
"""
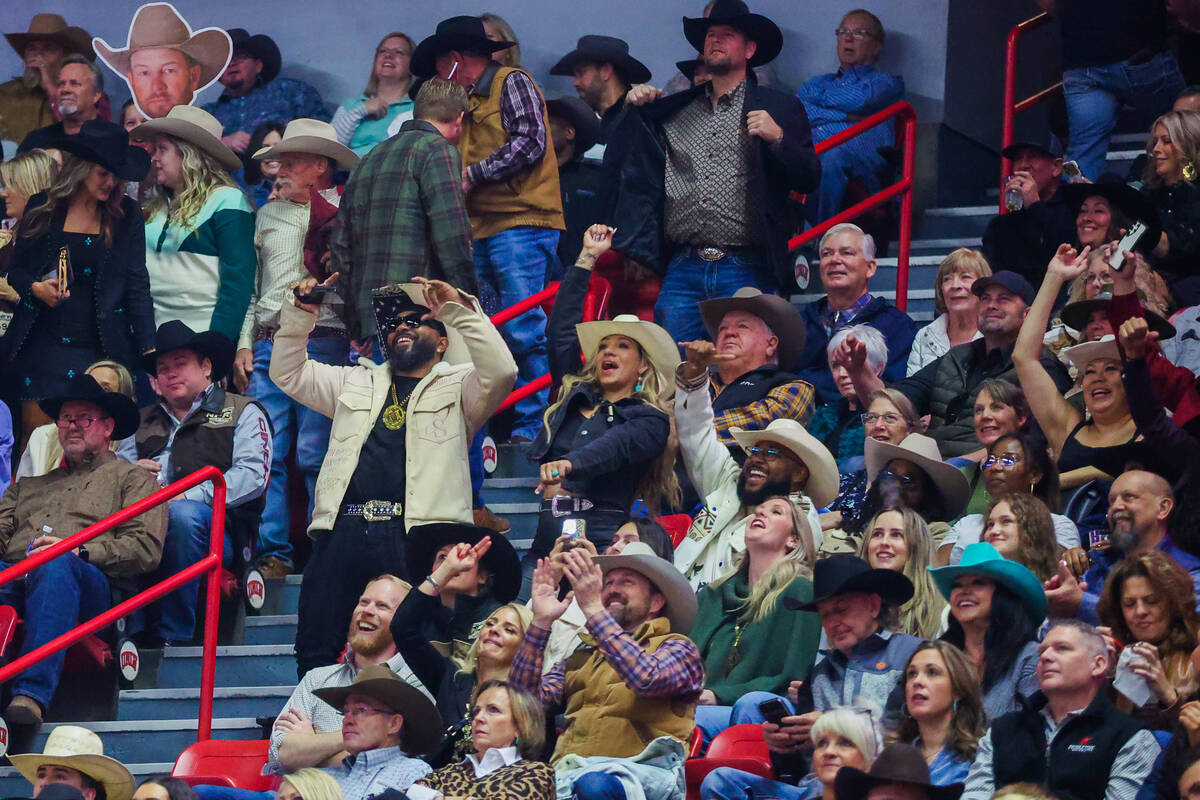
[1045, 469, 1200, 621]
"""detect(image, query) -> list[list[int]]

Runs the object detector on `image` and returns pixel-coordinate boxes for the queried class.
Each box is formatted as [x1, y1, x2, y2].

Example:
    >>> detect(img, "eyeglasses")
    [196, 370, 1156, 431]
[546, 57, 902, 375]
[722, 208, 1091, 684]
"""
[861, 412, 903, 426]
[56, 415, 102, 430]
[341, 704, 393, 719]
[746, 445, 796, 462]
[835, 27, 877, 40]
[376, 48, 411, 58]
[878, 468, 917, 487]
[983, 454, 1020, 469]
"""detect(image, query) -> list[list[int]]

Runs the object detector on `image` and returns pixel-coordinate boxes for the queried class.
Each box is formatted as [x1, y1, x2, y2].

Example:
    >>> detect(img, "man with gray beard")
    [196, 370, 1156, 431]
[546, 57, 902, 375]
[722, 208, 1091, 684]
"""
[1043, 470, 1200, 622]
[18, 55, 104, 151]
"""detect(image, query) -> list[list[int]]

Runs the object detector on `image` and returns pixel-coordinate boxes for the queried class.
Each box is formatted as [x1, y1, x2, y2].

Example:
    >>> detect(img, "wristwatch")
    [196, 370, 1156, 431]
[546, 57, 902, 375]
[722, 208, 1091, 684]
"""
[77, 544, 90, 563]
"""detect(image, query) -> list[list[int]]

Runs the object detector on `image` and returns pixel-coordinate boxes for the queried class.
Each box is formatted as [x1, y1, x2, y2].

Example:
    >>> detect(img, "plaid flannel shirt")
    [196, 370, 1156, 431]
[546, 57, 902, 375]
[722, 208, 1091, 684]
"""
[330, 119, 477, 339]
[712, 378, 816, 446]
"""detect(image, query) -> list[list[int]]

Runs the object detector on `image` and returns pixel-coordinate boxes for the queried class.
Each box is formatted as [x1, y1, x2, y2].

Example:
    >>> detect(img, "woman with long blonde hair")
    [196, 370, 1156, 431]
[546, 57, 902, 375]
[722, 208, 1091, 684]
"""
[528, 225, 679, 566]
[481, 13, 521, 67]
[132, 106, 255, 342]
[277, 769, 343, 800]
[1142, 110, 1200, 306]
[689, 495, 822, 741]
[859, 507, 946, 638]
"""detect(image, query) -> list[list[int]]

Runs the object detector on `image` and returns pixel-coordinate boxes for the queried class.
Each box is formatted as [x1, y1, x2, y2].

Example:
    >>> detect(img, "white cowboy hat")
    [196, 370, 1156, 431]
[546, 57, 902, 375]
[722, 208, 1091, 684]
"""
[1061, 334, 1123, 374]
[592, 542, 698, 632]
[864, 433, 971, 520]
[730, 419, 840, 509]
[253, 118, 359, 171]
[576, 314, 681, 401]
[9, 726, 135, 800]
[93, 3, 231, 91]
[131, 105, 241, 172]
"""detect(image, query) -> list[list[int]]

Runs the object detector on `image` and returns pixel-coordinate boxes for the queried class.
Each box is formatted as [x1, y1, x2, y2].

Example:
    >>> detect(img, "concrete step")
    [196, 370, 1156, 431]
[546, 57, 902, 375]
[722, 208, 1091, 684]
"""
[18, 718, 261, 764]
[140, 644, 297, 689]
[918, 205, 996, 239]
[243, 614, 298, 646]
[0, 764, 175, 799]
[118, 686, 293, 721]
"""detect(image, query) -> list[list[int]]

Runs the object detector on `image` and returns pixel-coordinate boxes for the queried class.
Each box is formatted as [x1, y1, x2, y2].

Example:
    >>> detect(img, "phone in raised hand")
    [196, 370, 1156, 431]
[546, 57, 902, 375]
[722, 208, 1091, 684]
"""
[1108, 221, 1147, 271]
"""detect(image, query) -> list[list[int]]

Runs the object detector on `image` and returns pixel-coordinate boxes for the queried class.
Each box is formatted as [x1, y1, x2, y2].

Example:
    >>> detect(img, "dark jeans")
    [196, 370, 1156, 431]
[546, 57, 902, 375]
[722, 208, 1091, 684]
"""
[521, 506, 629, 601]
[654, 249, 777, 344]
[294, 513, 410, 678]
[0, 555, 110, 707]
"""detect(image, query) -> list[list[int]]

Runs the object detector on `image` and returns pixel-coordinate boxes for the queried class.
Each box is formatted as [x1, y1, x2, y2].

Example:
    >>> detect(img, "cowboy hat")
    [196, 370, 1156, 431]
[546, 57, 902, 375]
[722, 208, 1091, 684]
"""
[313, 664, 444, 756]
[131, 105, 241, 171]
[38, 374, 140, 440]
[865, 433, 971, 520]
[1059, 298, 1175, 342]
[9, 725, 135, 800]
[49, 121, 151, 182]
[834, 743, 964, 800]
[683, 0, 783, 67]
[1062, 176, 1162, 254]
[253, 118, 359, 171]
[730, 419, 840, 508]
[699, 287, 806, 370]
[549, 35, 651, 85]
[576, 314, 681, 401]
[546, 96, 601, 157]
[142, 320, 236, 382]
[371, 282, 483, 366]
[592, 542, 698, 632]
[411, 16, 515, 79]
[784, 553, 914, 612]
[676, 58, 703, 83]
[928, 542, 1047, 621]
[1061, 334, 1123, 374]
[6, 14, 94, 60]
[226, 28, 281, 84]
[93, 3, 231, 92]
[405, 523, 522, 604]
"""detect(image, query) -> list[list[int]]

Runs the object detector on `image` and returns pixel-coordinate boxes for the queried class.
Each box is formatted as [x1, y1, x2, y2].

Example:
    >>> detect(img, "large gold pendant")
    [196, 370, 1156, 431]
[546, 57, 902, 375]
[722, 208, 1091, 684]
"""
[382, 403, 406, 430]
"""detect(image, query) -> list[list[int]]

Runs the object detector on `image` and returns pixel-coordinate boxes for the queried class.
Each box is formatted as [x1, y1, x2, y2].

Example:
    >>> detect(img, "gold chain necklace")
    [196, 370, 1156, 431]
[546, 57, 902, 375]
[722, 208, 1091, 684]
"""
[382, 382, 415, 430]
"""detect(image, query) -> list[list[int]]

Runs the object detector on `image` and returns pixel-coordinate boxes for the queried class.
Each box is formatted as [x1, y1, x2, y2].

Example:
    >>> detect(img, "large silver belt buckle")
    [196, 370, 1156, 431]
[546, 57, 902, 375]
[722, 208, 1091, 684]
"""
[698, 246, 726, 262]
[550, 495, 594, 517]
[362, 500, 399, 522]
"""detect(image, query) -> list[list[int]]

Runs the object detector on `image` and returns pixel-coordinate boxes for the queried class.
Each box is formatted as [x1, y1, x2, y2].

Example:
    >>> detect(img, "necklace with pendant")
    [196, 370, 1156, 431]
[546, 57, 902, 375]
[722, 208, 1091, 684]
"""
[383, 382, 414, 430]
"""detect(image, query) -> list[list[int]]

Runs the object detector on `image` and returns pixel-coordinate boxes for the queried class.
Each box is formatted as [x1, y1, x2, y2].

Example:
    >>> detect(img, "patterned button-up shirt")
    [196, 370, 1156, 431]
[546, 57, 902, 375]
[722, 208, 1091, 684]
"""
[808, 628, 924, 712]
[464, 64, 549, 187]
[663, 79, 754, 248]
[204, 77, 329, 135]
[323, 746, 431, 800]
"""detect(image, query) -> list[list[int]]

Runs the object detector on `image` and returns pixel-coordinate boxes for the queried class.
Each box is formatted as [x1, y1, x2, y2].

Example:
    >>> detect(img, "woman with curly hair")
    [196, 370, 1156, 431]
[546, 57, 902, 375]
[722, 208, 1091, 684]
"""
[528, 225, 679, 565]
[981, 493, 1060, 581]
[859, 508, 946, 638]
[891, 641, 986, 783]
[690, 495, 822, 741]
[1098, 550, 1200, 729]
[132, 106, 255, 342]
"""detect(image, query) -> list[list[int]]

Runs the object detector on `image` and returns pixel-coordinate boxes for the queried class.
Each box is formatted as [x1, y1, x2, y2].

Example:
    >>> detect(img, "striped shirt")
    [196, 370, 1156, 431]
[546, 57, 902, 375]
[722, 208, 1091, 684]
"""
[464, 67, 549, 187]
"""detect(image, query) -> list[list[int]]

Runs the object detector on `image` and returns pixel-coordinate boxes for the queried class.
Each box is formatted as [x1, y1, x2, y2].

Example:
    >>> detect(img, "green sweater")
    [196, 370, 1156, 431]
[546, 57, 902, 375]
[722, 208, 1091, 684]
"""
[689, 572, 822, 704]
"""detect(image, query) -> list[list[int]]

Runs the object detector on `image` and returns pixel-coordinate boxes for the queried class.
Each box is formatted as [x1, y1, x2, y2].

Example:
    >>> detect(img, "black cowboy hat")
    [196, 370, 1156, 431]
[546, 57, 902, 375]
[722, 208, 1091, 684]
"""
[835, 743, 964, 800]
[676, 58, 702, 83]
[411, 16, 514, 79]
[1061, 175, 1163, 255]
[784, 554, 914, 612]
[226, 28, 281, 83]
[1060, 297, 1176, 341]
[38, 374, 140, 440]
[406, 523, 522, 603]
[49, 121, 150, 182]
[683, 0, 783, 67]
[142, 321, 236, 383]
[546, 96, 600, 157]
[550, 35, 651, 85]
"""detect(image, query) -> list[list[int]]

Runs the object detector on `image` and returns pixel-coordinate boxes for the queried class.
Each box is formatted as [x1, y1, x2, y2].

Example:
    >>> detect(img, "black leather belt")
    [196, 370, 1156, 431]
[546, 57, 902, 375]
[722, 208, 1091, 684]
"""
[342, 500, 404, 522]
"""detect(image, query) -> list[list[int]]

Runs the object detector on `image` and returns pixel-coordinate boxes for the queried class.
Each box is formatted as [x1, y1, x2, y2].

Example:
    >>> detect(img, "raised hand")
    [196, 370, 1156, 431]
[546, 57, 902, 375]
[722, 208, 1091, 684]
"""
[413, 275, 464, 317]
[832, 334, 868, 373]
[530, 557, 573, 628]
[626, 84, 662, 106]
[1117, 317, 1157, 360]
[579, 224, 616, 262]
[1043, 559, 1086, 618]
[561, 548, 604, 616]
[433, 538, 492, 584]
[1046, 243, 1091, 283]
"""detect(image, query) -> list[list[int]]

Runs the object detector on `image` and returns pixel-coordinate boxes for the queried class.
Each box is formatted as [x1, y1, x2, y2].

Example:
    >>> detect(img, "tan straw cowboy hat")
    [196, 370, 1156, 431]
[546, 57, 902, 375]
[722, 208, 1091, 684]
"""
[1061, 334, 1124, 374]
[576, 314, 681, 401]
[731, 419, 841, 508]
[592, 542, 698, 632]
[131, 105, 242, 171]
[313, 664, 444, 756]
[699, 287, 806, 370]
[93, 3, 231, 90]
[5, 14, 95, 60]
[253, 118, 359, 171]
[864, 433, 971, 520]
[9, 725, 135, 800]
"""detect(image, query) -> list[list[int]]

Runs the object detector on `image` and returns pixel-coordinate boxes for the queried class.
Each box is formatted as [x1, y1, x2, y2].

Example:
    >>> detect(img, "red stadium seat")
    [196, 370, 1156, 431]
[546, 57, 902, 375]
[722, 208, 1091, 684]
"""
[685, 724, 775, 800]
[172, 738, 274, 791]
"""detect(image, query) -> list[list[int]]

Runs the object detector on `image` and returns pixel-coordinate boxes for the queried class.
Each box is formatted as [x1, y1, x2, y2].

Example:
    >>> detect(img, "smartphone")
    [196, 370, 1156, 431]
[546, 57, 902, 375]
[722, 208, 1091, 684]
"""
[56, 245, 71, 294]
[758, 698, 790, 725]
[1062, 160, 1082, 182]
[1108, 221, 1147, 271]
[293, 285, 343, 306]
[561, 519, 586, 539]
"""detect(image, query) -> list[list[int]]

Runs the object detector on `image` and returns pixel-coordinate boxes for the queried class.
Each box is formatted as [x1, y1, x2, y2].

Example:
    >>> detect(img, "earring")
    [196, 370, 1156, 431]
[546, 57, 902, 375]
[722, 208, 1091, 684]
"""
[635, 376, 644, 392]
[1031, 481, 1036, 494]
[1184, 161, 1198, 183]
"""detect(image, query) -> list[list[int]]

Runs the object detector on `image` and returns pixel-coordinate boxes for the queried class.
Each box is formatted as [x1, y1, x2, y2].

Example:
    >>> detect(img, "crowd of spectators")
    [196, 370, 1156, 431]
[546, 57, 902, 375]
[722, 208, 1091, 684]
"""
[5, 4, 1200, 800]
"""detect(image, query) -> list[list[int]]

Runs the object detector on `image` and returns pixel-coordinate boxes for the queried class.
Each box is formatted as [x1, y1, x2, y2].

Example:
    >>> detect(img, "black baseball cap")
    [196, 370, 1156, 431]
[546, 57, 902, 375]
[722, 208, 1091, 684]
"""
[1001, 136, 1064, 160]
[971, 270, 1035, 306]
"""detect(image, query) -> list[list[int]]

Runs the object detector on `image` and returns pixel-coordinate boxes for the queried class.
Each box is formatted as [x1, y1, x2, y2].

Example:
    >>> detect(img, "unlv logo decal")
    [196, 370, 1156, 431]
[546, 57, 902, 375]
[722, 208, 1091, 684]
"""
[119, 640, 140, 681]
[0, 716, 8, 755]
[245, 569, 266, 610]
[482, 436, 498, 474]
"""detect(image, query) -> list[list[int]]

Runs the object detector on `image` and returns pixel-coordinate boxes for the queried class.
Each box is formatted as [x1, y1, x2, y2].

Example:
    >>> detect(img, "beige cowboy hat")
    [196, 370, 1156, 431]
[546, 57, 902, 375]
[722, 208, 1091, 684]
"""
[93, 3, 231, 91]
[253, 118, 359, 171]
[5, 14, 95, 60]
[592, 542, 698, 632]
[1061, 334, 1124, 374]
[730, 419, 840, 508]
[576, 314, 681, 401]
[699, 287, 806, 370]
[865, 433, 971, 520]
[131, 105, 241, 172]
[9, 725, 135, 800]
[313, 664, 444, 756]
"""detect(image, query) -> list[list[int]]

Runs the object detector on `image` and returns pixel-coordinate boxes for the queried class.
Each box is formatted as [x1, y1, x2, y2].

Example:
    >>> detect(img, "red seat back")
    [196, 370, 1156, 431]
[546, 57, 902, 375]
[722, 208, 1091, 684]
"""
[172, 739, 273, 791]
[707, 724, 772, 762]
[0, 606, 18, 656]
[657, 514, 694, 549]
[540, 271, 612, 323]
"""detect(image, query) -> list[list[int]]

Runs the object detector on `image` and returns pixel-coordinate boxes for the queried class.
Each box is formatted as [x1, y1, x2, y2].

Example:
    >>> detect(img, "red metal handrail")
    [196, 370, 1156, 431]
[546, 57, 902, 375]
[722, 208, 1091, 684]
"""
[0, 465, 227, 740]
[788, 100, 917, 311]
[1000, 11, 1062, 213]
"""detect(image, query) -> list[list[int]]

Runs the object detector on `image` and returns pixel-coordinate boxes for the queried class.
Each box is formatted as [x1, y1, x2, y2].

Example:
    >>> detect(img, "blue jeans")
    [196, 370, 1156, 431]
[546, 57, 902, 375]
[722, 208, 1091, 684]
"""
[1063, 51, 1184, 180]
[701, 768, 811, 800]
[654, 249, 777, 344]
[574, 771, 627, 800]
[807, 140, 887, 226]
[474, 226, 558, 440]
[152, 500, 233, 642]
[0, 555, 110, 707]
[248, 335, 349, 564]
[695, 691, 793, 747]
[192, 786, 274, 800]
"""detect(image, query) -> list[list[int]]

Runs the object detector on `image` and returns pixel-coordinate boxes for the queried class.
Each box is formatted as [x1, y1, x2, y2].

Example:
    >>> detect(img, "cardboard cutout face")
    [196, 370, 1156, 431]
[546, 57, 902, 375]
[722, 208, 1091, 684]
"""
[92, 3, 231, 119]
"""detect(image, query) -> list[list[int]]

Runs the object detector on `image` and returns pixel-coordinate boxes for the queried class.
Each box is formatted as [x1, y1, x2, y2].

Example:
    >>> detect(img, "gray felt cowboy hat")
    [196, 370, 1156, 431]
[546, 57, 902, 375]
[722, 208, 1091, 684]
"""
[131, 105, 242, 171]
